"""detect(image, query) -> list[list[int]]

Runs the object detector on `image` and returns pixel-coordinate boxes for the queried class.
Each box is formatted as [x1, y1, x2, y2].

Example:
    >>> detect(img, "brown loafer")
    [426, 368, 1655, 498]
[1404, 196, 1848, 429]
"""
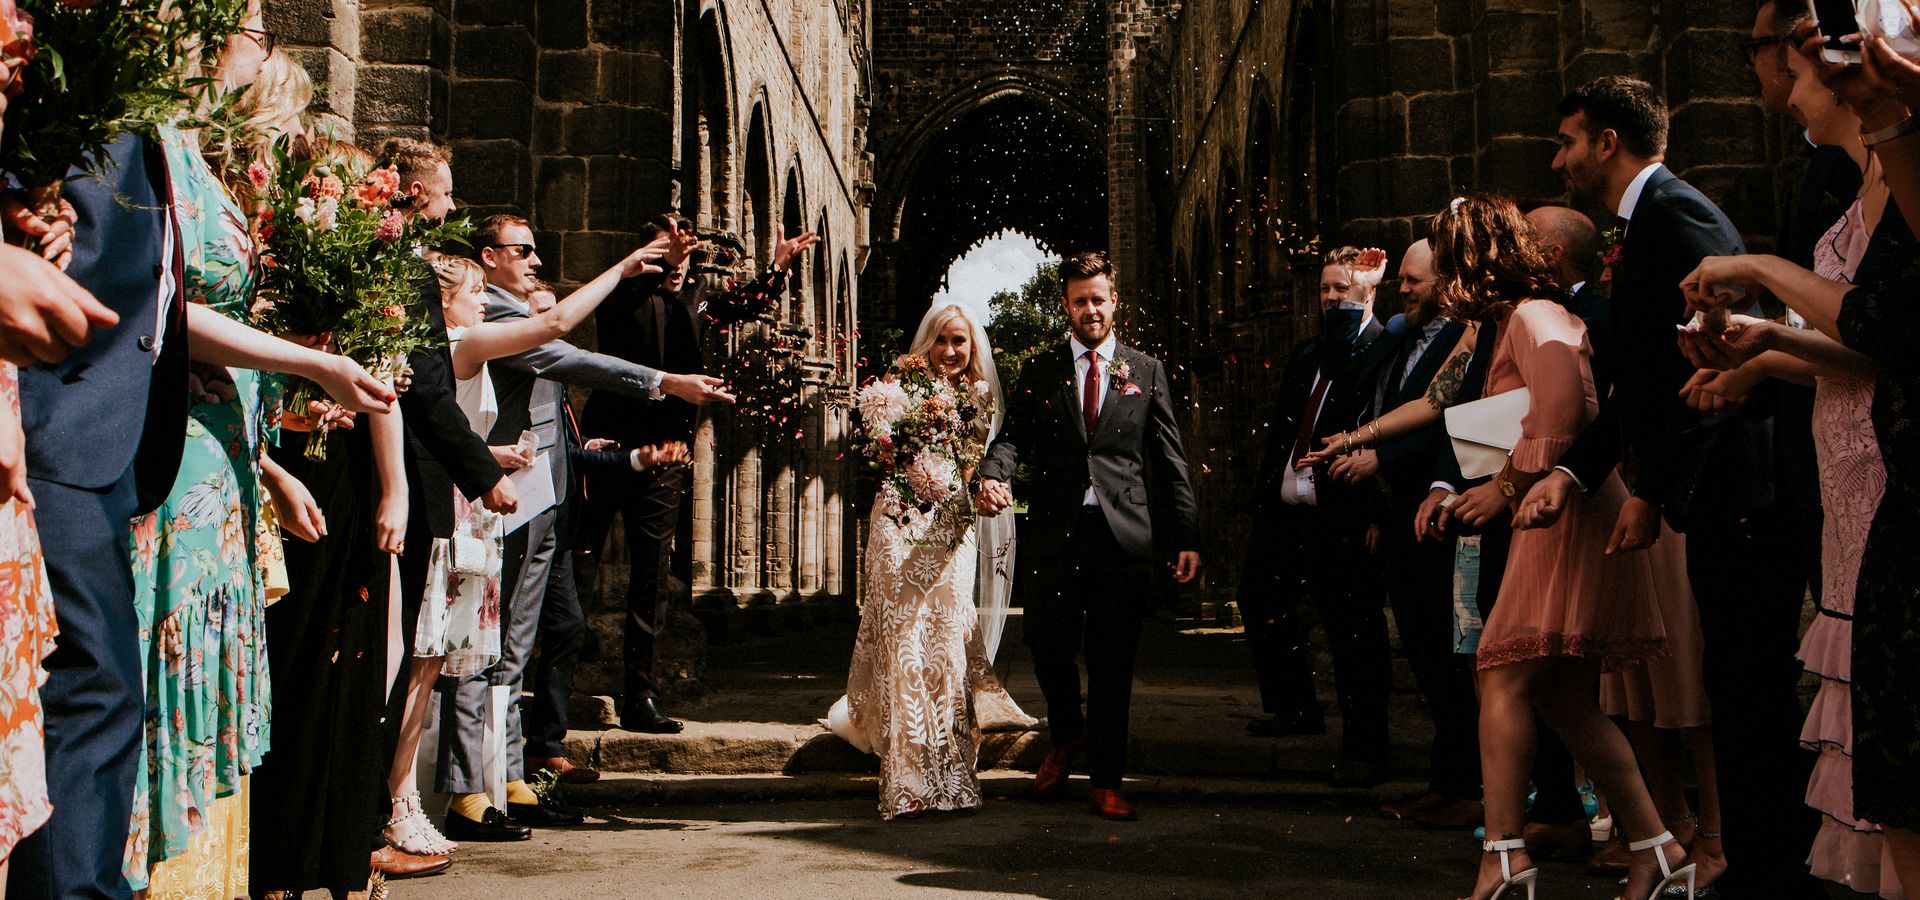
[1412, 796, 1485, 831]
[1033, 739, 1083, 799]
[370, 844, 451, 879]
[535, 755, 600, 785]
[1379, 791, 1449, 821]
[1089, 788, 1138, 821]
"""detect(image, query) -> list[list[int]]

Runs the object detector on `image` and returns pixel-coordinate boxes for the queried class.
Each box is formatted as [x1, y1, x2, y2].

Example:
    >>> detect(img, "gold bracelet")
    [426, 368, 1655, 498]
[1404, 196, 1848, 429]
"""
[1368, 421, 1381, 445]
[1862, 114, 1917, 148]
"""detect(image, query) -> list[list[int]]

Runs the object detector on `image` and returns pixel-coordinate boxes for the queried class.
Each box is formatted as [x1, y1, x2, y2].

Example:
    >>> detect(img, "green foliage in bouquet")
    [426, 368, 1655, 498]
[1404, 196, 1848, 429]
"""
[853, 354, 994, 546]
[248, 138, 472, 456]
[2, 0, 250, 210]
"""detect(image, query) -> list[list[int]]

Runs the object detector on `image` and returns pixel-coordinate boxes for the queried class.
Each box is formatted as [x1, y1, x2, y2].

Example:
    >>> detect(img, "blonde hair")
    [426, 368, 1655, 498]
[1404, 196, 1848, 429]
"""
[216, 49, 313, 196]
[907, 303, 989, 386]
[426, 252, 485, 302]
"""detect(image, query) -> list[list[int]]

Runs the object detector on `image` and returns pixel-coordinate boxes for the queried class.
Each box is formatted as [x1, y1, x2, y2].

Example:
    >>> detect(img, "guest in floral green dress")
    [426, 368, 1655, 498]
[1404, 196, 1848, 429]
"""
[122, 120, 279, 896]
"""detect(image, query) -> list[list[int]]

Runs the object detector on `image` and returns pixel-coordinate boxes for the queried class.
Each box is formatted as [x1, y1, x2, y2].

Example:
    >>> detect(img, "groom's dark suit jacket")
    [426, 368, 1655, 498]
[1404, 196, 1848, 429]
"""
[1555, 166, 1770, 530]
[979, 341, 1198, 569]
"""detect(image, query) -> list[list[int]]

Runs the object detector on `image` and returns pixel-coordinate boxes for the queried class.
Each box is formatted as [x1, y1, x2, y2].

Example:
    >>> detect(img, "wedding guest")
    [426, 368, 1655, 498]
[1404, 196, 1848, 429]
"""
[122, 14, 318, 896]
[975, 251, 1201, 822]
[6, 79, 392, 900]
[1440, 194, 1690, 900]
[576, 214, 813, 738]
[436, 215, 730, 841]
[1346, 239, 1482, 828]
[1534, 75, 1821, 899]
[1236, 246, 1393, 788]
[1679, 23, 1920, 891]
[377, 135, 522, 877]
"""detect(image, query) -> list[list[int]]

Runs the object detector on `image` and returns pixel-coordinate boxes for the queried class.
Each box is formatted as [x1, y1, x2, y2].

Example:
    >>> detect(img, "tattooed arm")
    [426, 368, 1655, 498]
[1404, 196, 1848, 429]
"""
[1297, 325, 1476, 467]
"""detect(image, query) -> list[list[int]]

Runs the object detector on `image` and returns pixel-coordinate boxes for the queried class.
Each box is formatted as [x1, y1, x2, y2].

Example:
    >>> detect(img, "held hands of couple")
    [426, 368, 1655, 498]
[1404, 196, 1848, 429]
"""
[1605, 494, 1661, 555]
[973, 478, 1014, 517]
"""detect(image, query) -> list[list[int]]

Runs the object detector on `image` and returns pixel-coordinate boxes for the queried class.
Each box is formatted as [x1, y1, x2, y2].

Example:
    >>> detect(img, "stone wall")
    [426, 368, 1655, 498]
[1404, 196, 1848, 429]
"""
[1154, 0, 1798, 602]
[264, 0, 873, 682]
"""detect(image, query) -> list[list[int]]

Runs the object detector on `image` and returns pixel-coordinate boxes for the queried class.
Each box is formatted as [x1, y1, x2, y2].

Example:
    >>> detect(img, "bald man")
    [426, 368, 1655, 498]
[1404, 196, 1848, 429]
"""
[1346, 239, 1483, 827]
[1526, 206, 1611, 398]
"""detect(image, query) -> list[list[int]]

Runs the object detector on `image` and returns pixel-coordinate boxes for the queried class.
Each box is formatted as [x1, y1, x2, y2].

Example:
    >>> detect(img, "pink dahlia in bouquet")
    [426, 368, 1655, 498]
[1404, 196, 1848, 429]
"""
[249, 137, 471, 457]
[855, 353, 993, 542]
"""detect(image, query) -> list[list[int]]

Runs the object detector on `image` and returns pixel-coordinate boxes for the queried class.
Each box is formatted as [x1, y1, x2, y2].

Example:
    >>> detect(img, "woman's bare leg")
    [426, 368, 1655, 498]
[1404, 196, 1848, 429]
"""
[1462, 659, 1545, 900]
[1686, 727, 1727, 888]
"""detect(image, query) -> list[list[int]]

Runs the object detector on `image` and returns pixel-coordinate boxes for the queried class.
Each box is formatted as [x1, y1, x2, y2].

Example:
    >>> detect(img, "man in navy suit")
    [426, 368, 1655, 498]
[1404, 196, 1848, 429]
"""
[1528, 76, 1823, 897]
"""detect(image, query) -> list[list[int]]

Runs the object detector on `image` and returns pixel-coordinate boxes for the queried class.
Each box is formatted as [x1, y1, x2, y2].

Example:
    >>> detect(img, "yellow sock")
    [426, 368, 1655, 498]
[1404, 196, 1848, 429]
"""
[450, 792, 492, 821]
[505, 780, 538, 805]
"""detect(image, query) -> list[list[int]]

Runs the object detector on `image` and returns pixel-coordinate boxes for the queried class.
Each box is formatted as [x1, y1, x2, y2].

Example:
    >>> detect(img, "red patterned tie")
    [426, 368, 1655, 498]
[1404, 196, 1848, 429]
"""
[1083, 349, 1101, 435]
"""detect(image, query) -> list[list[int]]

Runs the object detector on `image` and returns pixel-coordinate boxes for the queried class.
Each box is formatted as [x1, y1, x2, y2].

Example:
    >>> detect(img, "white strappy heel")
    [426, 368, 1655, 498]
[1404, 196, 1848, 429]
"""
[1621, 830, 1696, 900]
[1472, 837, 1538, 900]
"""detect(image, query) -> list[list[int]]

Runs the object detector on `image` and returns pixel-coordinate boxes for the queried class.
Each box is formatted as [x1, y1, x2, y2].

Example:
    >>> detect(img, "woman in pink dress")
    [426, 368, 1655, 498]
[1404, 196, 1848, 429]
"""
[1426, 196, 1691, 900]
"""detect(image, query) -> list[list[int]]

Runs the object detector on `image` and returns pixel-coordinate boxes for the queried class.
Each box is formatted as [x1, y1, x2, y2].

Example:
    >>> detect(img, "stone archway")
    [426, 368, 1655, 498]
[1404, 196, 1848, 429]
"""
[866, 84, 1107, 341]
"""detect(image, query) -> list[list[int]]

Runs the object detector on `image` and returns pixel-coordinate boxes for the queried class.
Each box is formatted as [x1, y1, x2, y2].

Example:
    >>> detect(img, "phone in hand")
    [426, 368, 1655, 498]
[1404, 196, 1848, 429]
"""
[1812, 0, 1865, 64]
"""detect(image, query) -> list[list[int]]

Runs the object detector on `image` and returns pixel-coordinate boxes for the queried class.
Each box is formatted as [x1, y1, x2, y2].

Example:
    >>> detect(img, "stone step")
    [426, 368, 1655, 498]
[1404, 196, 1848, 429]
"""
[557, 770, 1431, 810]
[564, 722, 1426, 781]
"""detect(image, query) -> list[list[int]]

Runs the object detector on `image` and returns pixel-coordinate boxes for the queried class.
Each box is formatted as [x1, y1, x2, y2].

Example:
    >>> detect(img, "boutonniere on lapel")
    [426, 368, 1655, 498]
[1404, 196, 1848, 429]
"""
[1598, 225, 1625, 275]
[1107, 357, 1142, 396]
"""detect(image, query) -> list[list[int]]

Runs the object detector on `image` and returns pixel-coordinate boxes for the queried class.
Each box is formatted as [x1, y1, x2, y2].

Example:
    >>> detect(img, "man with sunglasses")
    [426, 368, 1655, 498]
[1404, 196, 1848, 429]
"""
[436, 215, 732, 842]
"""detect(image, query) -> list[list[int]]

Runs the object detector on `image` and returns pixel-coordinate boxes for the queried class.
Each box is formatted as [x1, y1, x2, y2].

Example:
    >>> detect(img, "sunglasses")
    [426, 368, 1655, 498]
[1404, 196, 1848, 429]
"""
[487, 243, 537, 258]
[240, 26, 275, 54]
[1741, 34, 1787, 68]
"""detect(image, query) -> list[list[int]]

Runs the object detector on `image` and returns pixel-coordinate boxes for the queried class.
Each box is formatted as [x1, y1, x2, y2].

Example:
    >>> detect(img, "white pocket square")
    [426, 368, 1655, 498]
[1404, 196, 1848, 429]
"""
[1444, 387, 1530, 480]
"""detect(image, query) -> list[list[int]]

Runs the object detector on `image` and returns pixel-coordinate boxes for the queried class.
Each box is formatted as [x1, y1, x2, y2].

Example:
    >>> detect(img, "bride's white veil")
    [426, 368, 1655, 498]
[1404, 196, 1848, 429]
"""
[905, 300, 1016, 661]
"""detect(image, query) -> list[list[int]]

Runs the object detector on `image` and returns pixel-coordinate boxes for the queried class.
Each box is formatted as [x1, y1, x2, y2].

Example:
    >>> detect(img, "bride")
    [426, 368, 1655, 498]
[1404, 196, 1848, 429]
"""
[830, 300, 1036, 820]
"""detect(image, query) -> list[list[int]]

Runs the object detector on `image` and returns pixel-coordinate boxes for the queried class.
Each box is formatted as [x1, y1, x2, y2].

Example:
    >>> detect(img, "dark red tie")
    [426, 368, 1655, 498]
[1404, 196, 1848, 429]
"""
[1288, 372, 1332, 468]
[1083, 349, 1101, 435]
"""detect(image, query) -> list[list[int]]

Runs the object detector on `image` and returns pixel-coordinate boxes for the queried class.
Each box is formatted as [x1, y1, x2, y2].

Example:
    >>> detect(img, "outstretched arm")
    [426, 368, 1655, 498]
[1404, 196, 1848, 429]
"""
[186, 304, 393, 414]
[1299, 325, 1476, 467]
[453, 236, 671, 378]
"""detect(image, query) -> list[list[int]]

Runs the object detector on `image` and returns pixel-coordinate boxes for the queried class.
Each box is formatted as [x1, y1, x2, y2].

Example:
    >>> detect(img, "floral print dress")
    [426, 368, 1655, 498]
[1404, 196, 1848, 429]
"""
[0, 363, 56, 860]
[123, 125, 277, 892]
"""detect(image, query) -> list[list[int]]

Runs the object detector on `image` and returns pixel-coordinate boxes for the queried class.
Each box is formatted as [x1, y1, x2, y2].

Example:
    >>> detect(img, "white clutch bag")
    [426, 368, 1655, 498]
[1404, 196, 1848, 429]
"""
[1444, 387, 1530, 480]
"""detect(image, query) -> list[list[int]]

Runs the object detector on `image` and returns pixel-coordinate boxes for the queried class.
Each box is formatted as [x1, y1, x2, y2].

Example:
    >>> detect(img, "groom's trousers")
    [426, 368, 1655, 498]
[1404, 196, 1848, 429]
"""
[1021, 507, 1149, 789]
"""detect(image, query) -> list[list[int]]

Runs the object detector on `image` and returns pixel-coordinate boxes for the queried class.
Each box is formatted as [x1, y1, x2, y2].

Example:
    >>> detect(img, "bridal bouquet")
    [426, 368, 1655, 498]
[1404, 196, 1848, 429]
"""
[855, 354, 993, 543]
[249, 139, 471, 457]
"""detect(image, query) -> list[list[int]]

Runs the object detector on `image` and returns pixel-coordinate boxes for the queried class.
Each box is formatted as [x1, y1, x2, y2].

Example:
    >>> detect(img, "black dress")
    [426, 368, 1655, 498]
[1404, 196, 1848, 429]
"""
[251, 422, 389, 896]
[1834, 202, 1920, 831]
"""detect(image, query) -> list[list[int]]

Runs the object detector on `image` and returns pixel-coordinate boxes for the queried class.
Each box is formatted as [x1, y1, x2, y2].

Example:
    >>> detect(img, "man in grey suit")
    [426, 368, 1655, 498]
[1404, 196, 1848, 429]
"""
[437, 214, 730, 841]
[974, 251, 1200, 822]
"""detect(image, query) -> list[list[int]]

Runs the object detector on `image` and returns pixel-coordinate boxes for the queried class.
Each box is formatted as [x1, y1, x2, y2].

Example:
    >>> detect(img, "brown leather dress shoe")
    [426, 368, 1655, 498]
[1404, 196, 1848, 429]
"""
[370, 844, 452, 879]
[1524, 820, 1595, 862]
[535, 755, 600, 785]
[1032, 739, 1082, 799]
[1089, 788, 1138, 821]
[1379, 791, 1448, 821]
[1412, 796, 1485, 831]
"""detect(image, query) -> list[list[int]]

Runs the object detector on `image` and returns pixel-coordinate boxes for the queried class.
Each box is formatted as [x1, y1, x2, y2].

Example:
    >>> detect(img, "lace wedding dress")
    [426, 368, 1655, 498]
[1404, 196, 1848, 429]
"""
[842, 502, 1036, 819]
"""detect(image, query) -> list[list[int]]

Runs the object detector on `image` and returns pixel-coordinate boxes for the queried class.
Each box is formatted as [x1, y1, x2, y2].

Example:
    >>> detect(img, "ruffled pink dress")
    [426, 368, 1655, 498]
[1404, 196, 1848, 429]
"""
[1475, 300, 1669, 671]
[1798, 199, 1905, 899]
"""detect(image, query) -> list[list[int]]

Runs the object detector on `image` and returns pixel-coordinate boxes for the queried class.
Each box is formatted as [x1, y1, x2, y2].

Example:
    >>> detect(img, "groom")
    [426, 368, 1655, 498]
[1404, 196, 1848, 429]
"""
[975, 251, 1200, 821]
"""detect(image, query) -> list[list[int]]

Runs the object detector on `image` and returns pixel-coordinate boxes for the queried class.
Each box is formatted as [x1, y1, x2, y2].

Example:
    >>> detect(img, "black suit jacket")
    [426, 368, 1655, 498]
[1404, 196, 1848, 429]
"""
[580, 268, 786, 448]
[979, 342, 1198, 566]
[1556, 167, 1772, 528]
[400, 262, 505, 538]
[1369, 317, 1469, 508]
[1566, 281, 1613, 402]
[17, 135, 187, 516]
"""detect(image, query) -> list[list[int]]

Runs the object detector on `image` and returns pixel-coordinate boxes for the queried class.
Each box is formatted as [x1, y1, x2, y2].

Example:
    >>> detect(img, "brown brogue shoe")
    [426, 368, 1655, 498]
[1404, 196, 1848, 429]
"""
[535, 755, 600, 785]
[1032, 739, 1082, 799]
[370, 845, 451, 879]
[1090, 788, 1138, 821]
[1412, 797, 1485, 831]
